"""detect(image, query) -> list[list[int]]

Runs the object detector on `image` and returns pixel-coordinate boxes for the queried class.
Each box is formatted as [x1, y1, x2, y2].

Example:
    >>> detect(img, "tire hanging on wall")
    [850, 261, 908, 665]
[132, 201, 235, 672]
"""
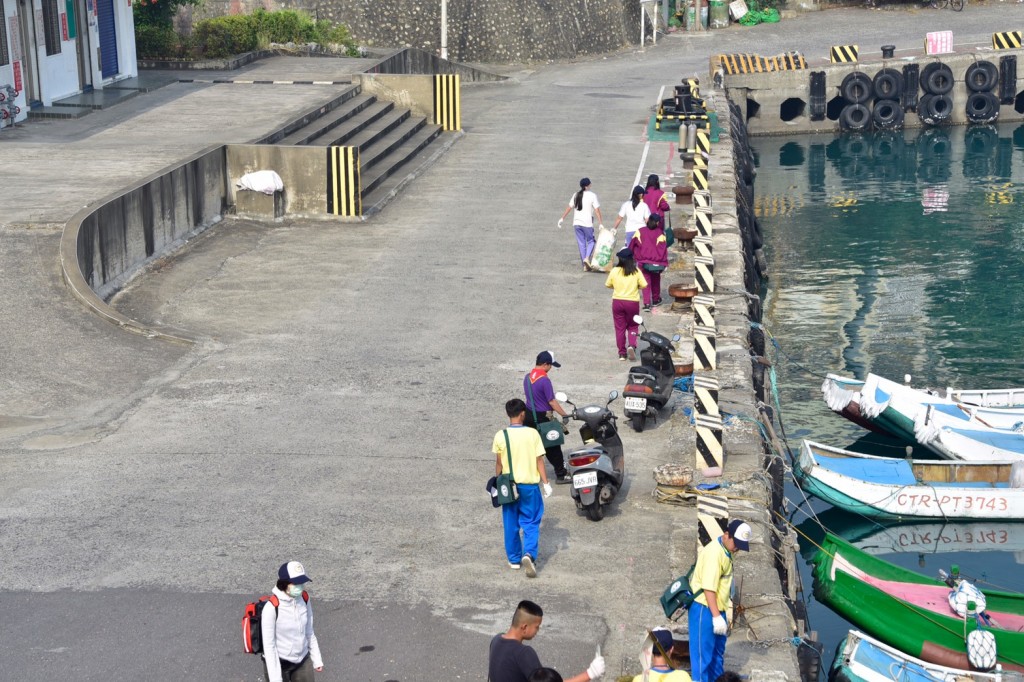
[964, 61, 998, 93]
[840, 72, 873, 104]
[872, 69, 904, 100]
[923, 63, 954, 95]
[872, 99, 904, 130]
[966, 91, 1000, 124]
[918, 93, 953, 126]
[839, 103, 871, 131]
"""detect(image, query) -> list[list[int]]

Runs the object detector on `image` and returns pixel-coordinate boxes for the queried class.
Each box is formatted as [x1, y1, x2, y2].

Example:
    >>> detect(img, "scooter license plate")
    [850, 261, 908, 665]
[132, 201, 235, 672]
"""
[624, 396, 647, 411]
[573, 471, 598, 489]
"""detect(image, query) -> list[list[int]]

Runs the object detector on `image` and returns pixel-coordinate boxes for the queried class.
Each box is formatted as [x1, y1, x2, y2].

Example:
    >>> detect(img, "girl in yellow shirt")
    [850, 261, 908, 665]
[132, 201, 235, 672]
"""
[604, 248, 648, 360]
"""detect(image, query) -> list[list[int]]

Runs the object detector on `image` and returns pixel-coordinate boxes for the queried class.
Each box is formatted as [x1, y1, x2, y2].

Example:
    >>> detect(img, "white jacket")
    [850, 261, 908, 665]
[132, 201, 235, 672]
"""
[261, 587, 323, 682]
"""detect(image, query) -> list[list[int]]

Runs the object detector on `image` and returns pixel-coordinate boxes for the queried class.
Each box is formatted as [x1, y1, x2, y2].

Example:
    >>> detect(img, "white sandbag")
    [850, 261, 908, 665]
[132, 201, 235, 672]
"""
[589, 226, 617, 273]
[237, 170, 284, 195]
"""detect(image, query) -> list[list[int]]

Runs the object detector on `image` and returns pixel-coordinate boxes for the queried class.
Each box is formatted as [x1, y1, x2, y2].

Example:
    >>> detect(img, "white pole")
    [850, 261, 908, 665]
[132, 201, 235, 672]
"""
[640, 3, 644, 46]
[440, 0, 448, 60]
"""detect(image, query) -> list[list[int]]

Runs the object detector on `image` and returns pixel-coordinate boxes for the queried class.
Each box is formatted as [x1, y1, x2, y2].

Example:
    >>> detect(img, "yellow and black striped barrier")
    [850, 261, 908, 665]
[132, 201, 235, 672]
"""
[697, 493, 728, 547]
[695, 413, 725, 477]
[693, 293, 716, 330]
[697, 491, 729, 547]
[695, 255, 715, 293]
[830, 45, 859, 63]
[694, 326, 717, 370]
[694, 374, 720, 417]
[717, 51, 807, 75]
[992, 31, 1022, 49]
[693, 152, 708, 170]
[695, 206, 713, 237]
[326, 146, 361, 217]
[694, 235, 713, 259]
[656, 112, 708, 131]
[696, 130, 712, 157]
[693, 190, 712, 210]
[692, 168, 709, 191]
[433, 74, 461, 131]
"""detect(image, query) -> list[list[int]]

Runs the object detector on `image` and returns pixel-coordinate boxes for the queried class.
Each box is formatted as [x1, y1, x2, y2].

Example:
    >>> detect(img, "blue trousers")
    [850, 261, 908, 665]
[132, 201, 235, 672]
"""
[688, 602, 727, 682]
[502, 484, 543, 563]
[574, 225, 595, 263]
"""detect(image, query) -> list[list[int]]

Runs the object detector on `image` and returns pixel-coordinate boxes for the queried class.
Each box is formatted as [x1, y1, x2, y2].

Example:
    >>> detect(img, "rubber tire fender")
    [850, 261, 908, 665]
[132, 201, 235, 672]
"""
[840, 71, 873, 104]
[964, 61, 998, 93]
[871, 99, 904, 130]
[965, 91, 999, 123]
[923, 63, 954, 95]
[919, 93, 952, 125]
[873, 68, 904, 100]
[839, 102, 871, 131]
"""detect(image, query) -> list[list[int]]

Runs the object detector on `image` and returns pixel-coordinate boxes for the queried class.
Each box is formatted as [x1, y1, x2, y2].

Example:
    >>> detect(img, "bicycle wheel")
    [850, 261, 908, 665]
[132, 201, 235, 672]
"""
[950, 0, 964, 11]
[929, 0, 948, 8]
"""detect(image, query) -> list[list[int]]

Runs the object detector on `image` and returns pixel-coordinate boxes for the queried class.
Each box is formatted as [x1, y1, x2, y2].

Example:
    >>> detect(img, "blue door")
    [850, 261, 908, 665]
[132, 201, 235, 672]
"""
[97, 0, 118, 78]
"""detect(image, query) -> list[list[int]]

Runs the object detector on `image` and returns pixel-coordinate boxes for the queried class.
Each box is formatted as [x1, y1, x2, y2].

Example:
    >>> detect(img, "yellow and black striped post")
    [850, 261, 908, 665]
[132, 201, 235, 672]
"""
[694, 373, 720, 417]
[695, 255, 715, 293]
[694, 324, 717, 370]
[694, 235, 713, 259]
[696, 130, 711, 157]
[694, 151, 708, 170]
[830, 45, 859, 63]
[992, 31, 1022, 49]
[693, 293, 715, 329]
[692, 167, 709, 191]
[695, 207, 713, 238]
[695, 413, 725, 476]
[697, 492, 729, 548]
[326, 146, 362, 217]
[433, 74, 462, 131]
[693, 191, 712, 210]
[687, 77, 700, 98]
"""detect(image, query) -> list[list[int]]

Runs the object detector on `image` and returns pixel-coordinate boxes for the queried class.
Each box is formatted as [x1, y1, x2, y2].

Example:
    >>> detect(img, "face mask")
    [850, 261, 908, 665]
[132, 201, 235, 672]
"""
[287, 584, 304, 599]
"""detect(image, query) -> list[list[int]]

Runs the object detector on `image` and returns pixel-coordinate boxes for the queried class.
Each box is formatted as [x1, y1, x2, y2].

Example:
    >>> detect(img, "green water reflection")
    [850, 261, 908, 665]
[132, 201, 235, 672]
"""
[751, 123, 1024, 673]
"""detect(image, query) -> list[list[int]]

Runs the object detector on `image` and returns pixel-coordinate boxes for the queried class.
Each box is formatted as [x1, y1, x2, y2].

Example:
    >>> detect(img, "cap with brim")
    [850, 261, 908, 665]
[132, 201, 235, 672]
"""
[580, 177, 591, 188]
[617, 248, 633, 259]
[279, 561, 312, 584]
[727, 519, 752, 551]
[536, 351, 561, 368]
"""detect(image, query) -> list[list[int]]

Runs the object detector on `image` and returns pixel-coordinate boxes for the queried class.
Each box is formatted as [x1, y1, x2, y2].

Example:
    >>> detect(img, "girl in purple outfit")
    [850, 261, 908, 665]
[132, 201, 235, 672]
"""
[558, 178, 604, 271]
[629, 215, 670, 311]
[643, 174, 671, 226]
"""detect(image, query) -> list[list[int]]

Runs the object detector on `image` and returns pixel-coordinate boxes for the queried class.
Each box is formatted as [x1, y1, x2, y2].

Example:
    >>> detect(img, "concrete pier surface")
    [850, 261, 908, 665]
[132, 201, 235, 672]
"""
[1, 6, 1020, 680]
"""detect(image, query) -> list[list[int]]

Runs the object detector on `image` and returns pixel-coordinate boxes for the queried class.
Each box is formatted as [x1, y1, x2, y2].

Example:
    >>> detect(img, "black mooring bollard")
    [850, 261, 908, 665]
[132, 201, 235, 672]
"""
[881, 45, 896, 59]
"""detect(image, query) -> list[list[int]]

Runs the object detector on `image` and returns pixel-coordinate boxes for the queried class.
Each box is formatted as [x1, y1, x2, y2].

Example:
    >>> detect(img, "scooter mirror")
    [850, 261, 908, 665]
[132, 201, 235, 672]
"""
[555, 391, 569, 402]
[607, 390, 619, 403]
[633, 315, 644, 325]
[672, 334, 682, 342]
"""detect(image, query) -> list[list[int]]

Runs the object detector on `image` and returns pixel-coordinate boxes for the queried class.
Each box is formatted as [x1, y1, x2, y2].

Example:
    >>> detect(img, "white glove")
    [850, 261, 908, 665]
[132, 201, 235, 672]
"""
[598, 223, 605, 230]
[587, 653, 606, 679]
[558, 218, 564, 229]
[712, 615, 728, 636]
[543, 482, 553, 498]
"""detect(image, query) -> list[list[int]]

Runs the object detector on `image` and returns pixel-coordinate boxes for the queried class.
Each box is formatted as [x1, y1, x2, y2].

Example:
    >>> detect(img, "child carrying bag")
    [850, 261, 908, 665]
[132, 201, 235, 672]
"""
[528, 394, 565, 447]
[495, 430, 519, 505]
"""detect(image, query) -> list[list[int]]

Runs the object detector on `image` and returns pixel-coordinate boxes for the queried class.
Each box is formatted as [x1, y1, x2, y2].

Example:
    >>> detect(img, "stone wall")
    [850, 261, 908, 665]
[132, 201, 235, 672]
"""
[185, 0, 640, 63]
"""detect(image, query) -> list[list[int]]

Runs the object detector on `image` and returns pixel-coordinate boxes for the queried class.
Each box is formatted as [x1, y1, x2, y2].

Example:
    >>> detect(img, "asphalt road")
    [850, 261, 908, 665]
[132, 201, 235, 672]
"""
[2, 4, 1022, 680]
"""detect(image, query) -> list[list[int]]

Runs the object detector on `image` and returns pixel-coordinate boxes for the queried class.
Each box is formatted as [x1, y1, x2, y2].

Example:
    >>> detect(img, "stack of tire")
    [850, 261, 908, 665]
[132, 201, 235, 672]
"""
[918, 63, 954, 126]
[964, 61, 1000, 125]
[839, 69, 904, 132]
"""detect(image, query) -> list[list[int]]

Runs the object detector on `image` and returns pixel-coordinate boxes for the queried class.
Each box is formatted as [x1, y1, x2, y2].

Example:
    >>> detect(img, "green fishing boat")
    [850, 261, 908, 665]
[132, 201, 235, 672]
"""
[811, 532, 1024, 673]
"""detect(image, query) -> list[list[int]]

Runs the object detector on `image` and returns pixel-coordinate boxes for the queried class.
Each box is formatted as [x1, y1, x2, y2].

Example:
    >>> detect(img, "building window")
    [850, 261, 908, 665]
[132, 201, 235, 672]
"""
[0, 2, 10, 66]
[42, 0, 62, 56]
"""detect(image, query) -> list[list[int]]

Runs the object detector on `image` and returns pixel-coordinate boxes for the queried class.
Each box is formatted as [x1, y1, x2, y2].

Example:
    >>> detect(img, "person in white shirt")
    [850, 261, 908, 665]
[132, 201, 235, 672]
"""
[558, 177, 604, 271]
[612, 186, 652, 248]
[262, 561, 325, 682]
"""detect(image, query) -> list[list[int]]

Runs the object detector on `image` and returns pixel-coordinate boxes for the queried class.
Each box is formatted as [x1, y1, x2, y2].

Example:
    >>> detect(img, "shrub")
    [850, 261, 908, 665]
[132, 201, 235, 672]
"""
[193, 14, 259, 58]
[135, 25, 180, 59]
[251, 8, 310, 43]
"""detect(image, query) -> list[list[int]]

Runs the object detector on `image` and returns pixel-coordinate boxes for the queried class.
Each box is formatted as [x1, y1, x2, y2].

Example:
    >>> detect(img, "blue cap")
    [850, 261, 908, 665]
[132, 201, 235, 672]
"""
[580, 177, 591, 188]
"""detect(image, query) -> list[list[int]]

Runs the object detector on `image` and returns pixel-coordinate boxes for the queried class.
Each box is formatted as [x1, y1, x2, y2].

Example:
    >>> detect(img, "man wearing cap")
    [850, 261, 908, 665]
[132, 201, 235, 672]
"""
[524, 351, 571, 483]
[262, 560, 324, 682]
[688, 520, 752, 682]
[633, 628, 692, 682]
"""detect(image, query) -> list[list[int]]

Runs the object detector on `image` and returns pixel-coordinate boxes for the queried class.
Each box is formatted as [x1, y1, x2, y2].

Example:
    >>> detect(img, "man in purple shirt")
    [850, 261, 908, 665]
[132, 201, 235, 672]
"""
[523, 351, 571, 483]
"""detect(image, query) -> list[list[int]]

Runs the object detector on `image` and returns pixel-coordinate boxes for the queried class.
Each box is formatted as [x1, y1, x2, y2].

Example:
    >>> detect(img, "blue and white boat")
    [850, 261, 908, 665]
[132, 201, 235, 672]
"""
[795, 440, 1024, 520]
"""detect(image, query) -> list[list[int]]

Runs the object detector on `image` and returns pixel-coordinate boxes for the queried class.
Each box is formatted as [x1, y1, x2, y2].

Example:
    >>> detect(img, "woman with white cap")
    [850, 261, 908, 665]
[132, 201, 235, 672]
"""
[262, 560, 324, 682]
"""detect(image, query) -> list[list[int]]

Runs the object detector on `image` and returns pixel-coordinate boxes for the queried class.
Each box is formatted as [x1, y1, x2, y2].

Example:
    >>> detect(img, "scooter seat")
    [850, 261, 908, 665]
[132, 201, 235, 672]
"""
[628, 366, 656, 379]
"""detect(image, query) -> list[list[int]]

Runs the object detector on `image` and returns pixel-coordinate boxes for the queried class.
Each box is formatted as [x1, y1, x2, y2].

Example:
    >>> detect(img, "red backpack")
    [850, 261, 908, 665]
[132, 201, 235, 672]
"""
[242, 591, 309, 654]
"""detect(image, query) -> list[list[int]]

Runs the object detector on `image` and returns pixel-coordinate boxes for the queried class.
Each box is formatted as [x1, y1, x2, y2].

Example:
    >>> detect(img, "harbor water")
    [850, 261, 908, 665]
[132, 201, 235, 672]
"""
[750, 123, 1024, 673]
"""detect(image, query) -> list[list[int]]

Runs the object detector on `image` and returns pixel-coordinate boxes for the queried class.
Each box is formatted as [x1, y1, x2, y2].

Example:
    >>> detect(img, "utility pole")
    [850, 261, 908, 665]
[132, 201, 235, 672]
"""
[440, 0, 448, 60]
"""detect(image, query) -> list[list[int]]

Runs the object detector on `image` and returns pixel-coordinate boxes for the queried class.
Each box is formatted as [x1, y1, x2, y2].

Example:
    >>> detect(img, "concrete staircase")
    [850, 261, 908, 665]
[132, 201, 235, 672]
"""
[258, 83, 447, 214]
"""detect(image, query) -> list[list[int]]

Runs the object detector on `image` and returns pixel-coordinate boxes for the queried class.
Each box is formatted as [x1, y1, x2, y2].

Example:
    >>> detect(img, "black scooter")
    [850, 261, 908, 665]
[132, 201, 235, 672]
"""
[622, 315, 681, 432]
[556, 390, 624, 522]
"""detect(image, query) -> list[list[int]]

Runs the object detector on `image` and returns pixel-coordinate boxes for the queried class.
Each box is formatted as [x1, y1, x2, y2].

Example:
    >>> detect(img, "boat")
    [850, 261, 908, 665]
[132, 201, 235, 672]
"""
[795, 440, 1024, 520]
[822, 374, 897, 437]
[796, 508, 1024, 562]
[829, 629, 1021, 682]
[914, 406, 1024, 462]
[811, 532, 1024, 672]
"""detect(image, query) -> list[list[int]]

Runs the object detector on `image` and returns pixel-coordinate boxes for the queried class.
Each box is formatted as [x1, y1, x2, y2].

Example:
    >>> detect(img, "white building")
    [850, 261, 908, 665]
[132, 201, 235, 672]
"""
[0, 0, 136, 125]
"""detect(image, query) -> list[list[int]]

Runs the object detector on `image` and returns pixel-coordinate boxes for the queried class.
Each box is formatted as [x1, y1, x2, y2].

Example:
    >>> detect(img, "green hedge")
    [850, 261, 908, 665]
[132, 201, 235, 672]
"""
[194, 14, 259, 58]
[135, 24, 181, 59]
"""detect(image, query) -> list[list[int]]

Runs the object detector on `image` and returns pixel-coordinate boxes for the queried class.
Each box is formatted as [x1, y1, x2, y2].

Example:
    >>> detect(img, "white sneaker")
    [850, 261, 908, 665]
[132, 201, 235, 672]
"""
[521, 555, 537, 578]
[509, 562, 521, 570]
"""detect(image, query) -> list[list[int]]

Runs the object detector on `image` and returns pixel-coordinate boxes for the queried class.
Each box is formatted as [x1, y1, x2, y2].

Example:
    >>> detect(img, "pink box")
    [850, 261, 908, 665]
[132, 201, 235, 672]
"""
[925, 31, 953, 55]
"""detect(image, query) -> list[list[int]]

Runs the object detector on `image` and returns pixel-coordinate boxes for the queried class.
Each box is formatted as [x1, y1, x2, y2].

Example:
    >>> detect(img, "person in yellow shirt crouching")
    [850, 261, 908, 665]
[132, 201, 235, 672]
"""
[633, 628, 691, 682]
[604, 248, 648, 361]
